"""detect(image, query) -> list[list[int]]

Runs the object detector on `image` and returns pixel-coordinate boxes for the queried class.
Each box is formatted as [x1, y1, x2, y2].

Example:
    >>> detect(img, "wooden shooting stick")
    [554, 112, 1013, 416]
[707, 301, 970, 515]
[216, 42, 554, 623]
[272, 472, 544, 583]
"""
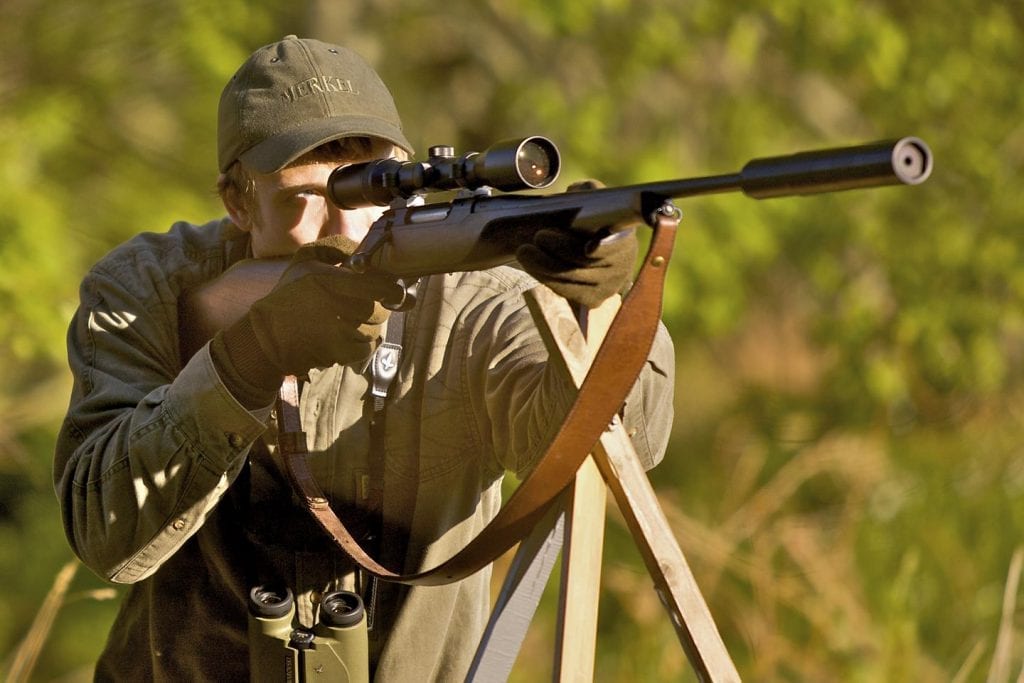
[466, 213, 740, 683]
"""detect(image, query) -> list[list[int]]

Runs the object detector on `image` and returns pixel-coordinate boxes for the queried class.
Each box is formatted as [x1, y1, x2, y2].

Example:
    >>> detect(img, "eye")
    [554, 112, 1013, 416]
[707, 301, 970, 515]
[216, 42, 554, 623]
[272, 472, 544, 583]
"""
[289, 190, 324, 204]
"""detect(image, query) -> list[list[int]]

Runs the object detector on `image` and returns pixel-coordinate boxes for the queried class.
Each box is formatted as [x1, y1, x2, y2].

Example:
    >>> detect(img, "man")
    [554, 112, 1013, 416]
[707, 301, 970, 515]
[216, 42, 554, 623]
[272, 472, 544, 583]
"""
[54, 35, 674, 680]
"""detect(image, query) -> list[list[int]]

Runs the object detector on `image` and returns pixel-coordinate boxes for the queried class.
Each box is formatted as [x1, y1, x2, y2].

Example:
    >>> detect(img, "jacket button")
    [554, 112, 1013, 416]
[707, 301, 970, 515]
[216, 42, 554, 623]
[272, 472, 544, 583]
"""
[172, 518, 187, 531]
[227, 432, 244, 448]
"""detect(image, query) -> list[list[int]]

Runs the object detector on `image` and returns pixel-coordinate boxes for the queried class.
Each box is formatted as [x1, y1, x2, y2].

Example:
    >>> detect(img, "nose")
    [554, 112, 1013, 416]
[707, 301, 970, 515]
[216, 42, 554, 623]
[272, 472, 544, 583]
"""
[321, 203, 344, 237]
[323, 205, 372, 244]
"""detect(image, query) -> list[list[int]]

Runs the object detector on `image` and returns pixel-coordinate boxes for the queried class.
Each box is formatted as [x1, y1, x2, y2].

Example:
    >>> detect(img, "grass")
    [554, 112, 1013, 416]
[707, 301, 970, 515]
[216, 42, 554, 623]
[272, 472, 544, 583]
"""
[4, 562, 77, 683]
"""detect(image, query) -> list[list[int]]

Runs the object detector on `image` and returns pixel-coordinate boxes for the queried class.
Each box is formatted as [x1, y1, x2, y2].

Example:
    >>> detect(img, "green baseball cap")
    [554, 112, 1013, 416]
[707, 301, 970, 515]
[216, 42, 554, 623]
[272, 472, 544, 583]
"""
[218, 35, 413, 173]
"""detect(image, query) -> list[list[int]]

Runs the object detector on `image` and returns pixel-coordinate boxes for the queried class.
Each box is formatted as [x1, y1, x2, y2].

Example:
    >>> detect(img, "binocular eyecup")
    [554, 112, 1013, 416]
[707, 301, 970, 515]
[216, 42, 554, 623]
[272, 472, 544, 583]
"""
[247, 585, 369, 683]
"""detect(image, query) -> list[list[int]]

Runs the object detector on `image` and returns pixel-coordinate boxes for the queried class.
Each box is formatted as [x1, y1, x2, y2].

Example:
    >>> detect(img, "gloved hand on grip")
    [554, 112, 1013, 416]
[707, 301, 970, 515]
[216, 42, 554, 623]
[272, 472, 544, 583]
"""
[516, 180, 638, 309]
[210, 235, 402, 408]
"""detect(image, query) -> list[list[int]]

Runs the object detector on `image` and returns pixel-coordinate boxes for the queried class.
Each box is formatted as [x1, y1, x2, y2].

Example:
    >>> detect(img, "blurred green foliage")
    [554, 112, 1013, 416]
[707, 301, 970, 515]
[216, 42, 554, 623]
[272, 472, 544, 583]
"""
[1, 0, 1022, 681]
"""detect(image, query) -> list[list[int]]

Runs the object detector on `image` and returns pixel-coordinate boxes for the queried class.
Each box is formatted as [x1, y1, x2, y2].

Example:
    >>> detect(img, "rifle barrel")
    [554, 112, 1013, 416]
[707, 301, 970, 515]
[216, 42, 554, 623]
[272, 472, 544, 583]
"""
[609, 137, 932, 209]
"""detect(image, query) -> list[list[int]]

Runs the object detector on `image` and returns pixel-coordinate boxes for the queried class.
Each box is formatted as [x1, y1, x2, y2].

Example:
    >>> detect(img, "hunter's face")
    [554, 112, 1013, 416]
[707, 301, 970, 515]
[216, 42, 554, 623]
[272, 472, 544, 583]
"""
[241, 161, 386, 258]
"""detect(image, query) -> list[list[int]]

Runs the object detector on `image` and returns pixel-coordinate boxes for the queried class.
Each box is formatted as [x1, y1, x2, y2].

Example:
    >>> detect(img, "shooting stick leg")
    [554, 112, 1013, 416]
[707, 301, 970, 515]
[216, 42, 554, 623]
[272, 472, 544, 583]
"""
[550, 297, 616, 682]
[465, 498, 567, 683]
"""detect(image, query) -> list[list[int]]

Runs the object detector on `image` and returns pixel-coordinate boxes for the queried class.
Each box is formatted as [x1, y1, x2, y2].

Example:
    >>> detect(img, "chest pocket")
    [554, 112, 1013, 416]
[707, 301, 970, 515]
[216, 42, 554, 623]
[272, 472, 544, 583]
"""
[300, 364, 372, 505]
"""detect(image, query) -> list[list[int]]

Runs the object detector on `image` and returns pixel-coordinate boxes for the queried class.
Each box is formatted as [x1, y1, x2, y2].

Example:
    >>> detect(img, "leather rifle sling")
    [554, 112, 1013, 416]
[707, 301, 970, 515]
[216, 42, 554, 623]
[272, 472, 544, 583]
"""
[275, 212, 678, 586]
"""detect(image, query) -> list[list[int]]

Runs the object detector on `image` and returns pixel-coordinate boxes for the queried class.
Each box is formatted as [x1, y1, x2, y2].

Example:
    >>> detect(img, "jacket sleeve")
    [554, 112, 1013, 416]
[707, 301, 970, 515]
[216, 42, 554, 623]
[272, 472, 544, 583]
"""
[460, 271, 674, 478]
[620, 320, 674, 470]
[53, 259, 271, 584]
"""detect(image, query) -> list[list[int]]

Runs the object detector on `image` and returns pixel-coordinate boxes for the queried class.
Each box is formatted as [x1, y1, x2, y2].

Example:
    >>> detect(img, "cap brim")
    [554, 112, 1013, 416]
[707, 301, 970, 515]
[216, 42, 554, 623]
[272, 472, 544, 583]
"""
[239, 115, 415, 173]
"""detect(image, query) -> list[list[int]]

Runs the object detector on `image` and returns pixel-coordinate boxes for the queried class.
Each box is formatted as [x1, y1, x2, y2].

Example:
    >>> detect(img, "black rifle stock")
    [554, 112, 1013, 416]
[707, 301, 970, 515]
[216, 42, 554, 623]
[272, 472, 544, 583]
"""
[332, 137, 932, 288]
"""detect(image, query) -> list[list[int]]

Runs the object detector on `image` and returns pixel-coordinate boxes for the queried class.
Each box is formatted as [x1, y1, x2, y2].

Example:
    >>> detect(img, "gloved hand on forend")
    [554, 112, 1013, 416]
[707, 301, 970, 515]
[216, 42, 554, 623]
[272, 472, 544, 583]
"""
[516, 179, 638, 309]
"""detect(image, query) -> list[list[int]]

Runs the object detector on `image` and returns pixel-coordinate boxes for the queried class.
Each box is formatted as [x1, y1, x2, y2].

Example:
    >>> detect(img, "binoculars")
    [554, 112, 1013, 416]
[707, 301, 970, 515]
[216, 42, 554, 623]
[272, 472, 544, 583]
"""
[248, 585, 368, 682]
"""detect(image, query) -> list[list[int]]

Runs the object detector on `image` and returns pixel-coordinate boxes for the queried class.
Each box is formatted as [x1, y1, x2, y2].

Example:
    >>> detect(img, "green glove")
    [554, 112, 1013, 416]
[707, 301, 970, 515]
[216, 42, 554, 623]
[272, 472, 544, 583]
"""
[516, 179, 638, 309]
[516, 226, 638, 309]
[211, 235, 403, 408]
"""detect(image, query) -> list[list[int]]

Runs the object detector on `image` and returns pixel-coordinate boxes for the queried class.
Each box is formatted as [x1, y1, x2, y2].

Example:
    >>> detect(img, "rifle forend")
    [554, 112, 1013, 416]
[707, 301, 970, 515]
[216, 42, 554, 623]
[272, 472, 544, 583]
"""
[333, 137, 932, 282]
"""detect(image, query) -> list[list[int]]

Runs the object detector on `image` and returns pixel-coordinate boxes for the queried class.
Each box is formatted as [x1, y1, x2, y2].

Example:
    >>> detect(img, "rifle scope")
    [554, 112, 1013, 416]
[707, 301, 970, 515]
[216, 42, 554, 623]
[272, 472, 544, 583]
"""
[329, 136, 560, 209]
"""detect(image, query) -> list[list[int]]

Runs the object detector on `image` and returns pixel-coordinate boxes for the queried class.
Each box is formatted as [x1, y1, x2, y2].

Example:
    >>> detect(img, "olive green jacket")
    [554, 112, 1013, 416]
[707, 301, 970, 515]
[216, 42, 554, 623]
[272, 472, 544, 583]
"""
[54, 217, 675, 681]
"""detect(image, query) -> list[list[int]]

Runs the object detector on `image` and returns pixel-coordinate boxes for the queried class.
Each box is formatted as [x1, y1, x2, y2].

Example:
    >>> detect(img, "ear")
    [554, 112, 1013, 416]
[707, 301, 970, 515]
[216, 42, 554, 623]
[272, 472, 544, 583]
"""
[219, 174, 253, 232]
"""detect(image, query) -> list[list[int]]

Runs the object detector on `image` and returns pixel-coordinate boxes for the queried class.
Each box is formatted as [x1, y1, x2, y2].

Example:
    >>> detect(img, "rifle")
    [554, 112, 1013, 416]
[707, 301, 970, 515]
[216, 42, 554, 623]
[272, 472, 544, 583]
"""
[328, 135, 933, 302]
[180, 136, 931, 358]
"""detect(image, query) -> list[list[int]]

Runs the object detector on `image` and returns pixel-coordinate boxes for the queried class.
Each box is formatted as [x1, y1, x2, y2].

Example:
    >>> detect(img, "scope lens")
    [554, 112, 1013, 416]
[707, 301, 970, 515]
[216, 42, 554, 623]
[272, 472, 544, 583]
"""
[516, 140, 558, 188]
